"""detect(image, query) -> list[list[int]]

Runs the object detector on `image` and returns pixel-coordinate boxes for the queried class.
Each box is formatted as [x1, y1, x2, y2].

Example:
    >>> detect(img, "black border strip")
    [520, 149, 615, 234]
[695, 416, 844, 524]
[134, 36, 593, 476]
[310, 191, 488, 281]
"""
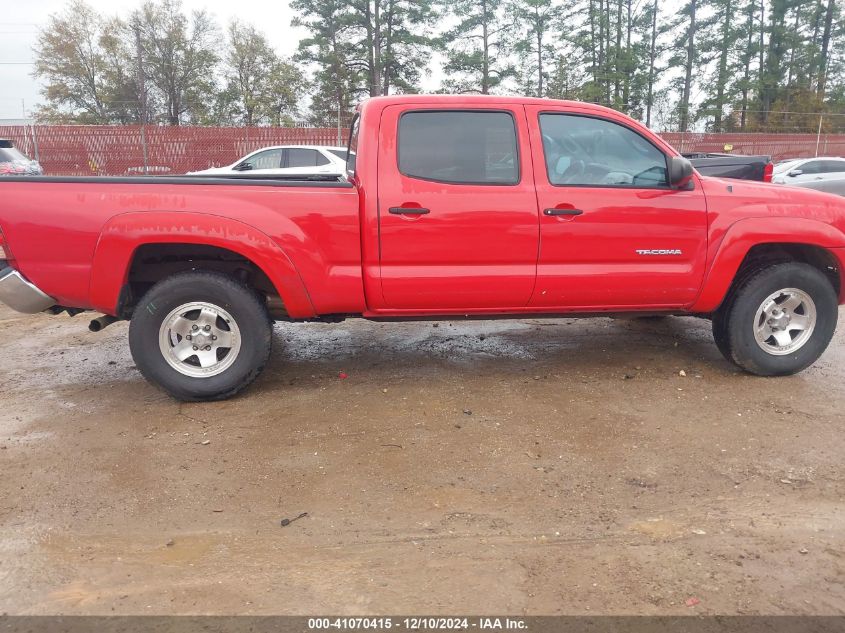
[0, 175, 355, 189]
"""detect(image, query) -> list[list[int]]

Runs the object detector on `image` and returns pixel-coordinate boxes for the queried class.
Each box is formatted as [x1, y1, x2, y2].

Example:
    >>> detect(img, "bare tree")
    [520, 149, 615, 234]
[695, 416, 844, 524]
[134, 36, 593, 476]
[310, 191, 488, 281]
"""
[132, 0, 219, 125]
[34, 0, 135, 123]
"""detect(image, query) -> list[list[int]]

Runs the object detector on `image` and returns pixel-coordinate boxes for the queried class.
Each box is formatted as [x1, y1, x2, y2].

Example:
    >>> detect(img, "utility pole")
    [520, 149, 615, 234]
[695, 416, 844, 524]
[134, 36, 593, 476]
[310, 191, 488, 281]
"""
[135, 24, 149, 175]
[336, 78, 345, 145]
[645, 0, 658, 128]
[337, 100, 342, 145]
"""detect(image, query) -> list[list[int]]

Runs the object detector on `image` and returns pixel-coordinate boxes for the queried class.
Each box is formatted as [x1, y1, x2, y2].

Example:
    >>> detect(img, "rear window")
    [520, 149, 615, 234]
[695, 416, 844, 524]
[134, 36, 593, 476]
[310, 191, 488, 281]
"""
[328, 149, 348, 161]
[287, 148, 329, 168]
[0, 147, 27, 162]
[398, 110, 519, 185]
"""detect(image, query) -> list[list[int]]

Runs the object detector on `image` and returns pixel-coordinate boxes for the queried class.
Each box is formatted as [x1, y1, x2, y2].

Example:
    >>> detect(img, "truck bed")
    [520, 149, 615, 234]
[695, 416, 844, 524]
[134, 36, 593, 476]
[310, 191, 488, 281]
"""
[685, 153, 773, 182]
[0, 175, 362, 317]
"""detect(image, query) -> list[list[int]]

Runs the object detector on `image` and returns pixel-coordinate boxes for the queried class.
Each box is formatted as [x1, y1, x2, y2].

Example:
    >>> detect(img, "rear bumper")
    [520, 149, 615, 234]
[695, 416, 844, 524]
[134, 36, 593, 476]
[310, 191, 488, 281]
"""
[0, 267, 56, 313]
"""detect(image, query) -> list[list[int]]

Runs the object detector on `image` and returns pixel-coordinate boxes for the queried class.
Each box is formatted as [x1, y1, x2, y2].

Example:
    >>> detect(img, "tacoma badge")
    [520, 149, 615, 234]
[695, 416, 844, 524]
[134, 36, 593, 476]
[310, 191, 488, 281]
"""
[636, 249, 683, 255]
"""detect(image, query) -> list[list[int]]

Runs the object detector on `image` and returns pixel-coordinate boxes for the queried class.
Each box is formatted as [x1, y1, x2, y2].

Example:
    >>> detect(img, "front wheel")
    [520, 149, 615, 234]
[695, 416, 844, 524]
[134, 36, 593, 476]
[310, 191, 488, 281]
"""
[712, 262, 838, 376]
[129, 271, 272, 401]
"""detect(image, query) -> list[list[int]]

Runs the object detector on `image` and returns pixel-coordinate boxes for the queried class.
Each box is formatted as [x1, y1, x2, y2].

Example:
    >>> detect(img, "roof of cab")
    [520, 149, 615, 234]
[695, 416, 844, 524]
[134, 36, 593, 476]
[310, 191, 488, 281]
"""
[358, 94, 620, 116]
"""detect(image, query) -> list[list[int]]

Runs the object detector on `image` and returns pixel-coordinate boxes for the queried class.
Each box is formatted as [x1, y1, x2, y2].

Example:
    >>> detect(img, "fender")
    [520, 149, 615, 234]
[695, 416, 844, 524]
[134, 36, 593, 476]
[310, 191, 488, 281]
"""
[691, 216, 845, 313]
[88, 211, 316, 318]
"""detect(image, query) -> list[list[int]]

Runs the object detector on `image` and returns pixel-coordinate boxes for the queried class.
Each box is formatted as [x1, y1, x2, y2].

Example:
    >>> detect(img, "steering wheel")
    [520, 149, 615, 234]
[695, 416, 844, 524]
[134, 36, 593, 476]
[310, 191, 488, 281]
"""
[560, 159, 586, 183]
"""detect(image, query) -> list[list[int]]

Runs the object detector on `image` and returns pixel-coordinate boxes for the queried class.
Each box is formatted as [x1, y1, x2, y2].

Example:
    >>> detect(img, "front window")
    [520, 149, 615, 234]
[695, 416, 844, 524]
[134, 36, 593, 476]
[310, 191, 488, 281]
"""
[238, 149, 282, 171]
[398, 110, 519, 185]
[539, 114, 668, 187]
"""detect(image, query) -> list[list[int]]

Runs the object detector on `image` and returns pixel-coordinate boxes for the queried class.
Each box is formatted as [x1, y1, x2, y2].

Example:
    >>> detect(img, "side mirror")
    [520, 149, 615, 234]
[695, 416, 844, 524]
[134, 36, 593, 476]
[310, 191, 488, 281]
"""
[668, 156, 694, 188]
[233, 163, 252, 172]
[788, 169, 803, 177]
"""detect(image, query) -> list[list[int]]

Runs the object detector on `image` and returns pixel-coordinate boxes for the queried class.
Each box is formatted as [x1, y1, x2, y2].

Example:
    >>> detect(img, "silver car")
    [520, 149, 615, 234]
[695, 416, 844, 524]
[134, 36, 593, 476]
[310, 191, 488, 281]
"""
[188, 145, 348, 177]
[772, 157, 845, 197]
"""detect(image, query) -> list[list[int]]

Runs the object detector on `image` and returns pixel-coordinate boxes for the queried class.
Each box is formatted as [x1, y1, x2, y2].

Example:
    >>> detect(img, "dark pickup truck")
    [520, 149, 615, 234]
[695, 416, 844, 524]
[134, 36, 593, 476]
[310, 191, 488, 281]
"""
[685, 153, 773, 182]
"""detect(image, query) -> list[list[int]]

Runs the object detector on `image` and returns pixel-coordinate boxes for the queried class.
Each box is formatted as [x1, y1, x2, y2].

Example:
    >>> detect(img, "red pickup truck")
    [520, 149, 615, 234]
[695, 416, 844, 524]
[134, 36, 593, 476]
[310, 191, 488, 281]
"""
[1, 95, 844, 401]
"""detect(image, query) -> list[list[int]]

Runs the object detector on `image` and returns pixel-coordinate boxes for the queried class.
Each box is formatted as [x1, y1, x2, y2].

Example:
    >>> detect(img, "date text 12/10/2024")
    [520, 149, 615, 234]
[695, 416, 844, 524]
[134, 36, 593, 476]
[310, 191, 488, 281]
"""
[308, 618, 528, 630]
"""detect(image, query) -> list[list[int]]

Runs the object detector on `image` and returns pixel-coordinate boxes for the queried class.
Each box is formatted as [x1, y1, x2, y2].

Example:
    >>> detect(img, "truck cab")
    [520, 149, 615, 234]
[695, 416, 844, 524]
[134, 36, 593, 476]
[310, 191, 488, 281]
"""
[359, 98, 706, 312]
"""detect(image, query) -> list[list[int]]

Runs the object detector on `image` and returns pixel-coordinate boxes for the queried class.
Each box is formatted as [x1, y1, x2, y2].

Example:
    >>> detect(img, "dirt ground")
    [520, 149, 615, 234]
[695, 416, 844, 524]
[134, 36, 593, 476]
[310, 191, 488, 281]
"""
[0, 303, 844, 616]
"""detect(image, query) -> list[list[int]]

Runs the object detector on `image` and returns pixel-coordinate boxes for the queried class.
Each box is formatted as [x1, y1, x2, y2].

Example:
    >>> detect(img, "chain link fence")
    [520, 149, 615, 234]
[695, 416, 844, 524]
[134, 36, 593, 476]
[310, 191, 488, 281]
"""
[0, 124, 843, 176]
[662, 132, 845, 162]
[0, 125, 347, 176]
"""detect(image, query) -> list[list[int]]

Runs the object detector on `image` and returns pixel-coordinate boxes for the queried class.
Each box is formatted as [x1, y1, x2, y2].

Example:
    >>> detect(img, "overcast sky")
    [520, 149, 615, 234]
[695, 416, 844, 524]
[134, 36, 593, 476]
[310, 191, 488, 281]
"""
[0, 0, 308, 119]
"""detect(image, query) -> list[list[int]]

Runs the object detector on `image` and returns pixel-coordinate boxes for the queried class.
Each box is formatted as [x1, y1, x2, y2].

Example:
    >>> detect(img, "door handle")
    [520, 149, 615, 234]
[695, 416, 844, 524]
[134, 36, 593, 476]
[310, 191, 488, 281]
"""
[544, 208, 584, 216]
[389, 207, 431, 215]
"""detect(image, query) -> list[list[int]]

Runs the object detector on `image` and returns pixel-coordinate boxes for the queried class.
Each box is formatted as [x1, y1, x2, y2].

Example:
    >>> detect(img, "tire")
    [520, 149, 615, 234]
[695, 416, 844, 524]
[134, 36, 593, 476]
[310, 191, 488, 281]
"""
[711, 309, 732, 361]
[129, 271, 272, 401]
[712, 262, 838, 376]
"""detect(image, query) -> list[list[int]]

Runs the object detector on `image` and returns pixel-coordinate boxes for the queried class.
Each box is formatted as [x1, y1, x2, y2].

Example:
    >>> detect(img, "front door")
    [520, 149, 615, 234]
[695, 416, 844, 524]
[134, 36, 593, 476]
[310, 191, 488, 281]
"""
[525, 105, 708, 309]
[376, 105, 539, 310]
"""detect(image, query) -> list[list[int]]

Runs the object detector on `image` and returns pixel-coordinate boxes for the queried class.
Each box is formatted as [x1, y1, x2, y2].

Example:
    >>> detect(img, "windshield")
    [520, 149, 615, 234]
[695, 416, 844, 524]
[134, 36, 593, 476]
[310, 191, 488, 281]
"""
[773, 159, 801, 173]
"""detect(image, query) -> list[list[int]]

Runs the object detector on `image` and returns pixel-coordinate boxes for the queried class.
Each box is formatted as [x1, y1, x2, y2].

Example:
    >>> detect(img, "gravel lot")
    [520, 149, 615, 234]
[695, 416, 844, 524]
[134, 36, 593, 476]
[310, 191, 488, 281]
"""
[1, 304, 844, 615]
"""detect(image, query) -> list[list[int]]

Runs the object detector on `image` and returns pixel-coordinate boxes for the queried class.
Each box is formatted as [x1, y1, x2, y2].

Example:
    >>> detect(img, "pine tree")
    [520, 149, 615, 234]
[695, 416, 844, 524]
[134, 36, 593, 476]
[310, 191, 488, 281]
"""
[511, 0, 563, 97]
[291, 0, 363, 126]
[698, 0, 742, 131]
[346, 0, 437, 96]
[440, 0, 515, 94]
[665, 0, 700, 131]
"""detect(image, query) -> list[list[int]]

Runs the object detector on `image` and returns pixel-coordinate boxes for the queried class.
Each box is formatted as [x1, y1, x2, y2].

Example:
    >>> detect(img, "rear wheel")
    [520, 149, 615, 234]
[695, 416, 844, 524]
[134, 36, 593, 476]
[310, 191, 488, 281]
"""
[129, 271, 272, 401]
[712, 262, 838, 376]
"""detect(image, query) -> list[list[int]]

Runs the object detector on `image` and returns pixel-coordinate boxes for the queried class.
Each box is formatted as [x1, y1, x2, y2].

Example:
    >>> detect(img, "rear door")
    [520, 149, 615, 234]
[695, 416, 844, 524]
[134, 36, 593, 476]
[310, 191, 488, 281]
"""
[525, 105, 708, 309]
[820, 159, 845, 181]
[376, 105, 539, 310]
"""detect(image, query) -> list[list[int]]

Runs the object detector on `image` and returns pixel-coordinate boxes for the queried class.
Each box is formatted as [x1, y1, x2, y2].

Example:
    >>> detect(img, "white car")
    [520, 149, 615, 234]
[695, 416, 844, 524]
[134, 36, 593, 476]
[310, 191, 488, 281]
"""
[771, 156, 845, 185]
[188, 145, 349, 177]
